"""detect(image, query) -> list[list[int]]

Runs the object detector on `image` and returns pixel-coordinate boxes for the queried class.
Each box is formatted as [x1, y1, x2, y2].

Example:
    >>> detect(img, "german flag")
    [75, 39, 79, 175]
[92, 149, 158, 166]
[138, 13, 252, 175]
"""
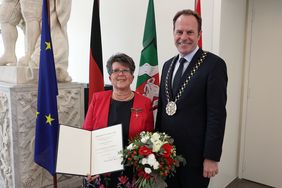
[89, 0, 104, 106]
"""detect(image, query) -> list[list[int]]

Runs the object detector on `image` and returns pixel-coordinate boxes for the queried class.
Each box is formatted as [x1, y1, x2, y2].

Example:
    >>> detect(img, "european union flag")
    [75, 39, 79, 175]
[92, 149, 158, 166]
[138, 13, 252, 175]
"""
[34, 0, 59, 176]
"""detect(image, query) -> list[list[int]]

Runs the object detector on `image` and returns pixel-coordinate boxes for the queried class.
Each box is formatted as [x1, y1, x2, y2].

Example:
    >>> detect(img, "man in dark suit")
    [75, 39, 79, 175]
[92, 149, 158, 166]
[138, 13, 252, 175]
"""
[156, 9, 227, 188]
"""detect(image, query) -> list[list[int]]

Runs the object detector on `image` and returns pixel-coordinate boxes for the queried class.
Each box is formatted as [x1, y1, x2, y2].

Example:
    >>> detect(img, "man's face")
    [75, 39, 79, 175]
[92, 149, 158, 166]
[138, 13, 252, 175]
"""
[173, 15, 201, 56]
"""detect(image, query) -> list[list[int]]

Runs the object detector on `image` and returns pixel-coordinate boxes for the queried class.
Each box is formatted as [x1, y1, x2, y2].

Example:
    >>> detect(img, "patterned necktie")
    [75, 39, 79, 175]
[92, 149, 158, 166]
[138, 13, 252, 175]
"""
[172, 58, 187, 97]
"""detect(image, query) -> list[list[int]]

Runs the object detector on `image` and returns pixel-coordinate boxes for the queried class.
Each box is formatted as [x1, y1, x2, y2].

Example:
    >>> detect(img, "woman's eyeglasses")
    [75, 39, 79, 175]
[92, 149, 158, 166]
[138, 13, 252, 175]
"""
[111, 69, 131, 75]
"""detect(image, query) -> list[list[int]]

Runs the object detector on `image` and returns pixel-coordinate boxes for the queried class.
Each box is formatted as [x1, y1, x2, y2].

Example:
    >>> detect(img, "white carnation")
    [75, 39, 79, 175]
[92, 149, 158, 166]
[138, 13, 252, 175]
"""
[141, 135, 150, 143]
[147, 154, 157, 166]
[127, 143, 134, 150]
[151, 132, 161, 143]
[144, 167, 152, 174]
[153, 161, 160, 170]
[140, 131, 146, 136]
[152, 140, 163, 152]
[141, 158, 148, 165]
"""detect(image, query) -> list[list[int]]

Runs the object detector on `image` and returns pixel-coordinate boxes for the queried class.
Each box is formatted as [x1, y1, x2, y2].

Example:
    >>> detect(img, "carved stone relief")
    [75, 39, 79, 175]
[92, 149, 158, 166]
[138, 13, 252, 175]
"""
[0, 92, 13, 188]
[58, 88, 83, 127]
[0, 83, 83, 188]
[13, 88, 82, 187]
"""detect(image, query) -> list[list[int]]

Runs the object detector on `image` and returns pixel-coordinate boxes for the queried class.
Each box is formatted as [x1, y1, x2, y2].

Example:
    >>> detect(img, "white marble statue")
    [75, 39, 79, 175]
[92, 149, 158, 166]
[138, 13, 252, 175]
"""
[0, 0, 72, 82]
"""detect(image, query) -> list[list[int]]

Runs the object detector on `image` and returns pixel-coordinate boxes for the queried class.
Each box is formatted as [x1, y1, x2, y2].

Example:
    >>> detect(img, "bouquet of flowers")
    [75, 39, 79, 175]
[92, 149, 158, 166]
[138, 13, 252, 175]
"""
[121, 131, 186, 188]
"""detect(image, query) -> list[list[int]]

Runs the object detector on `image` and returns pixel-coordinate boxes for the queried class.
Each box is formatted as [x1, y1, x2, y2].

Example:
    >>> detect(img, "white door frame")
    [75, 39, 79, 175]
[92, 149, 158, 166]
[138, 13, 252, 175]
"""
[238, 0, 254, 179]
[239, 1, 282, 186]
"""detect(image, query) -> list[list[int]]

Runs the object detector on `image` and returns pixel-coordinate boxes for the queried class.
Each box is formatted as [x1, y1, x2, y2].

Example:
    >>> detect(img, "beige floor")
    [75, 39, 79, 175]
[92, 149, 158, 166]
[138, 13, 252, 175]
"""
[226, 179, 274, 188]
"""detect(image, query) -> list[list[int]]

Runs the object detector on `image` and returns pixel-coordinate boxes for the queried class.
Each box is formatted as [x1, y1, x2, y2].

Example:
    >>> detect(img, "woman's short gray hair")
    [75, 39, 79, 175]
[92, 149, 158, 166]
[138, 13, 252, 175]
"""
[106, 53, 135, 75]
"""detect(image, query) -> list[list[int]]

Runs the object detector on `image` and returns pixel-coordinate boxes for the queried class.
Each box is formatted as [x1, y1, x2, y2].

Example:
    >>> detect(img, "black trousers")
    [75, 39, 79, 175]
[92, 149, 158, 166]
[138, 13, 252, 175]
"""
[166, 165, 210, 188]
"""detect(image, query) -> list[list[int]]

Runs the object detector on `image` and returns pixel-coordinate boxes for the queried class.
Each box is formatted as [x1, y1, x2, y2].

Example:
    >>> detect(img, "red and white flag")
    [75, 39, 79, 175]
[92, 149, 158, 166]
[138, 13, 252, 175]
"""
[195, 0, 202, 48]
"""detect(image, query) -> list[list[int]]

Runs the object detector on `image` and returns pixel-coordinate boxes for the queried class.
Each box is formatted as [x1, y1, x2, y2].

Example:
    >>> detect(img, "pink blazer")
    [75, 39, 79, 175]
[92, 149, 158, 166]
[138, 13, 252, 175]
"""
[83, 90, 154, 139]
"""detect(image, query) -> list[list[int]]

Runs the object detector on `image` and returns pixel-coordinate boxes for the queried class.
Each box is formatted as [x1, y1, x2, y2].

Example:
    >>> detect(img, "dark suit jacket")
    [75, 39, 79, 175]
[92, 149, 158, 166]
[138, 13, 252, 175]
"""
[156, 48, 227, 167]
[83, 90, 154, 139]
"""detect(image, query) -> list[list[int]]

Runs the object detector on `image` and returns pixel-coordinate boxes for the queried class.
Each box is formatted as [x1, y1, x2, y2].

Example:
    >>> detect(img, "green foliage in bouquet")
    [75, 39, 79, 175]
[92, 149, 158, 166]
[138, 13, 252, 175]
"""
[120, 131, 186, 188]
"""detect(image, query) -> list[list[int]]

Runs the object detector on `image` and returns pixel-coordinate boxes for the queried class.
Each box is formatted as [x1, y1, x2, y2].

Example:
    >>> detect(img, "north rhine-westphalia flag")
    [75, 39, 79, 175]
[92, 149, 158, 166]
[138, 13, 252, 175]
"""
[136, 0, 159, 109]
[34, 0, 59, 176]
[89, 0, 104, 105]
[195, 0, 202, 48]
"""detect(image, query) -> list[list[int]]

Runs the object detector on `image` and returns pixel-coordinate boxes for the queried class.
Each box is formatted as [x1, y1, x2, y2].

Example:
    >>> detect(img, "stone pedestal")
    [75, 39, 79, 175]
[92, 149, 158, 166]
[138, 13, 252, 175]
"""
[0, 66, 38, 84]
[0, 82, 85, 188]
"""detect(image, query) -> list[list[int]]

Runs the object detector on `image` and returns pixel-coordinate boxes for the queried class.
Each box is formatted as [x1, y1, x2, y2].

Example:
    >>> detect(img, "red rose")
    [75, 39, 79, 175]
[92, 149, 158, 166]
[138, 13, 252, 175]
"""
[161, 143, 173, 158]
[139, 146, 152, 156]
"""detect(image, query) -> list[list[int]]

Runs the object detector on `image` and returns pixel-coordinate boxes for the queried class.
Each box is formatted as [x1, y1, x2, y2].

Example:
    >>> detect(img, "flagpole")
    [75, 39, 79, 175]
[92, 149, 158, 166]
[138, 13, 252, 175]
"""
[53, 174, 57, 188]
[46, 0, 58, 187]
[34, 0, 59, 185]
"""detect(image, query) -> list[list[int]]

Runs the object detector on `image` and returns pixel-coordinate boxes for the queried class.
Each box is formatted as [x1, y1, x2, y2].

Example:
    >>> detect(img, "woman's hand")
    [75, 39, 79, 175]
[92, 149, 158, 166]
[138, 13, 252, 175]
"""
[86, 174, 99, 182]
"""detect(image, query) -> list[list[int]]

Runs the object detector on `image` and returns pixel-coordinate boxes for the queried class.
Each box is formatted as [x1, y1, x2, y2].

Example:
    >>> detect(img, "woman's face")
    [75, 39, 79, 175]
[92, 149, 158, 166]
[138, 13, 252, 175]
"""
[109, 62, 134, 91]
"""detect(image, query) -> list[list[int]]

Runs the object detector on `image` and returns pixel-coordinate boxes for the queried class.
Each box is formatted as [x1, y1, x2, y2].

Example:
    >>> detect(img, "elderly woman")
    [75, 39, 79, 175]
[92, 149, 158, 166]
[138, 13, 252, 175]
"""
[82, 53, 154, 188]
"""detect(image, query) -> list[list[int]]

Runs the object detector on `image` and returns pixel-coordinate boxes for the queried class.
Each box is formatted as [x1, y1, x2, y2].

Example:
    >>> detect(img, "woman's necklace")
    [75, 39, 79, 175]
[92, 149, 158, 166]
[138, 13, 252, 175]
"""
[112, 91, 134, 101]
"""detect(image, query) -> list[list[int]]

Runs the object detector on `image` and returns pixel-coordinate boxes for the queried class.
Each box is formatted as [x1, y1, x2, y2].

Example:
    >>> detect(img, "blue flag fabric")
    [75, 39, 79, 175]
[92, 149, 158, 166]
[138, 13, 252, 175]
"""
[34, 0, 59, 176]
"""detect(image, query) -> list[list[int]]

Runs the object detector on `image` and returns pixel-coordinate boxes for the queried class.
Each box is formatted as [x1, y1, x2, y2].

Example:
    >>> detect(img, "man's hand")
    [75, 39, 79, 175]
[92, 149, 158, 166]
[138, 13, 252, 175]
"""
[203, 159, 219, 178]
